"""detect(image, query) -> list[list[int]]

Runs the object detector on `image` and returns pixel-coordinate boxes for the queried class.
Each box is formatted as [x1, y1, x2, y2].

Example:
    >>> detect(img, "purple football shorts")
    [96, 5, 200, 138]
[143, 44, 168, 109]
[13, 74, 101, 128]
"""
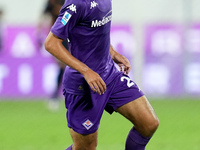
[63, 72, 144, 134]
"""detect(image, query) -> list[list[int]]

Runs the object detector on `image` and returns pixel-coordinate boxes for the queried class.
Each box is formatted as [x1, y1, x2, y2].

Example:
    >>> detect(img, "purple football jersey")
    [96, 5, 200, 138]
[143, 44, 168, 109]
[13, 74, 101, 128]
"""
[51, 0, 118, 94]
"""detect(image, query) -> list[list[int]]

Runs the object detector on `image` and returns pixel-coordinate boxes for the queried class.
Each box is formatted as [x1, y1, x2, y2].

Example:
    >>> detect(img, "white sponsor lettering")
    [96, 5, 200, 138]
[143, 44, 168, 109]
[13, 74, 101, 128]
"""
[91, 15, 112, 28]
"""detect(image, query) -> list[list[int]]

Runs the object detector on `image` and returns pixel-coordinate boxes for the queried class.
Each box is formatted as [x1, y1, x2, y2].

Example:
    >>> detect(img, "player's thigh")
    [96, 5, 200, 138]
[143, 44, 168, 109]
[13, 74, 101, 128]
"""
[70, 128, 98, 150]
[116, 96, 159, 136]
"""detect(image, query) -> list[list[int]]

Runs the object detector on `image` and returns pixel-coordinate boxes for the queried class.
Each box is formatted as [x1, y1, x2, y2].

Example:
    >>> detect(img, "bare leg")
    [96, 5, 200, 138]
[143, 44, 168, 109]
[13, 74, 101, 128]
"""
[116, 96, 159, 149]
[69, 128, 98, 150]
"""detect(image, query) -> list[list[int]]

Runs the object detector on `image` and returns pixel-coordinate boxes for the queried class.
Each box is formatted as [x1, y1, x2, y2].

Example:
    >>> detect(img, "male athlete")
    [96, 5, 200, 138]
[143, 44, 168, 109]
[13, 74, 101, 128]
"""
[45, 0, 159, 150]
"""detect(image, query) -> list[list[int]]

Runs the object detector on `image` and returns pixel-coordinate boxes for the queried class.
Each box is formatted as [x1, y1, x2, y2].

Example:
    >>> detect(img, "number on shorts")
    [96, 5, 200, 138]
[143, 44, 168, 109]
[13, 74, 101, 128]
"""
[121, 76, 134, 88]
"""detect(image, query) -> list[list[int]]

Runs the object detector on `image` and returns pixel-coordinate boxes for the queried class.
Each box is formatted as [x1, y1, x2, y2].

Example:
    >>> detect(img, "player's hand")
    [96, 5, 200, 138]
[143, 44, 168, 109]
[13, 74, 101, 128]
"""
[82, 69, 106, 95]
[112, 53, 131, 75]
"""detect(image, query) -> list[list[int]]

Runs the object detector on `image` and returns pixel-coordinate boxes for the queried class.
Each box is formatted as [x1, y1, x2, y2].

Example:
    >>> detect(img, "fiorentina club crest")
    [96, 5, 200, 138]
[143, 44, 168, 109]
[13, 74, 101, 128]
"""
[82, 119, 94, 130]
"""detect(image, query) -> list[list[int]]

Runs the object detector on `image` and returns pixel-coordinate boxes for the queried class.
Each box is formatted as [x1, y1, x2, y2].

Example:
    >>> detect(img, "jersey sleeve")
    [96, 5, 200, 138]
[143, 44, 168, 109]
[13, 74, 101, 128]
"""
[50, 0, 83, 40]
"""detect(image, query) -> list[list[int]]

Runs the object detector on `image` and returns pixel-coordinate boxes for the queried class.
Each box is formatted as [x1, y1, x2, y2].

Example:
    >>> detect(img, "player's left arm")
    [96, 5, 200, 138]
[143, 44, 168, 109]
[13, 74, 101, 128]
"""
[110, 45, 131, 75]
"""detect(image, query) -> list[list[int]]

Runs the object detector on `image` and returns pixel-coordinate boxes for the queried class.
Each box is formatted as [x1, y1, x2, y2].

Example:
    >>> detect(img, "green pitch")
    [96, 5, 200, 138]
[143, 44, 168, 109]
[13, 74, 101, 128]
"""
[0, 98, 200, 150]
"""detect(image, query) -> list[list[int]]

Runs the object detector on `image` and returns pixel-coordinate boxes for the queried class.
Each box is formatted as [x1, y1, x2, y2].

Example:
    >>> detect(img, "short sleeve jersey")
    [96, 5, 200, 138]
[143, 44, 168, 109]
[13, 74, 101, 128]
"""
[51, 0, 118, 95]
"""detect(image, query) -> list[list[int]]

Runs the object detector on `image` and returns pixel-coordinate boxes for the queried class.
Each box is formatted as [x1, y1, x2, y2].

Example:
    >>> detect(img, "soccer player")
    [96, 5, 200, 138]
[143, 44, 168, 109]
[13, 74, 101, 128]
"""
[45, 0, 159, 149]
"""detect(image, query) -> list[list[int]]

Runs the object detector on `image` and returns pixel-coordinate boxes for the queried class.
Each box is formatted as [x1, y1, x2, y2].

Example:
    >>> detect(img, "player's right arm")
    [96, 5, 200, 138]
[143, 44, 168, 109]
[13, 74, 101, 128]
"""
[44, 32, 106, 95]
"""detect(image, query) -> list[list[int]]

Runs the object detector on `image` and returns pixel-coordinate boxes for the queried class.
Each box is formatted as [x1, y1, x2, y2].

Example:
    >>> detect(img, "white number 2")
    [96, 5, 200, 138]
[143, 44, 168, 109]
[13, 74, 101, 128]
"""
[121, 76, 135, 88]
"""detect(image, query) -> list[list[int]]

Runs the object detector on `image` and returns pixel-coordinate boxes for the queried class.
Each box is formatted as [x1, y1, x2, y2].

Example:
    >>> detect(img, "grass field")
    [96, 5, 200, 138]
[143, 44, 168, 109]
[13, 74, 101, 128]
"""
[0, 98, 200, 150]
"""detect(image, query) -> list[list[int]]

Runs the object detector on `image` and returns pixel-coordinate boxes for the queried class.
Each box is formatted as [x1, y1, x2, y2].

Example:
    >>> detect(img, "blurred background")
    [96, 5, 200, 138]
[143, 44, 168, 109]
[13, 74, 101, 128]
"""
[0, 0, 200, 150]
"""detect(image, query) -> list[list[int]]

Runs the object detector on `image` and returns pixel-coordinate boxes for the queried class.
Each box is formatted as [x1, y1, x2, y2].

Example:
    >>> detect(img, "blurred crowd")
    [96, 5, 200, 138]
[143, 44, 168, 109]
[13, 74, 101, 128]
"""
[38, 0, 68, 111]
